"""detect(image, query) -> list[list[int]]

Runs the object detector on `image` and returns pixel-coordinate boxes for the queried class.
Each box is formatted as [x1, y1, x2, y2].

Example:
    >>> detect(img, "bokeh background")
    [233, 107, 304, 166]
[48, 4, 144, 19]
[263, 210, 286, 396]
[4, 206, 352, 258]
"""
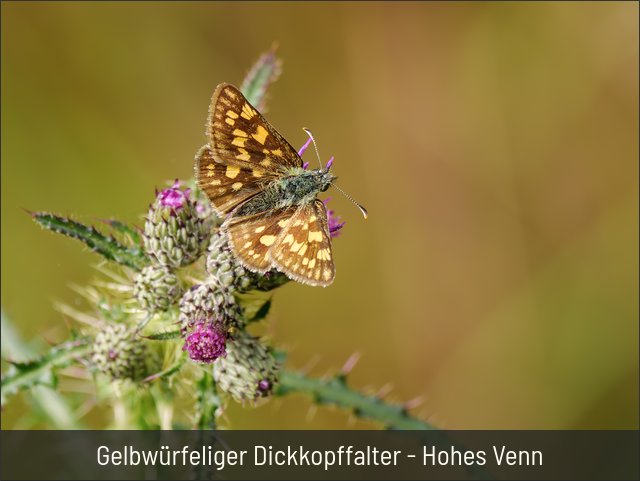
[2, 2, 638, 429]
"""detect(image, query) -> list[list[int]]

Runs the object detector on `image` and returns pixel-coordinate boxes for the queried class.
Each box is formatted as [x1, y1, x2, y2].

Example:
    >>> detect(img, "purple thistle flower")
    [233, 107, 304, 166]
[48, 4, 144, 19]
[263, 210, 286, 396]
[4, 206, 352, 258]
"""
[298, 137, 312, 157]
[323, 198, 345, 238]
[159, 180, 190, 209]
[182, 321, 227, 363]
[325, 156, 334, 170]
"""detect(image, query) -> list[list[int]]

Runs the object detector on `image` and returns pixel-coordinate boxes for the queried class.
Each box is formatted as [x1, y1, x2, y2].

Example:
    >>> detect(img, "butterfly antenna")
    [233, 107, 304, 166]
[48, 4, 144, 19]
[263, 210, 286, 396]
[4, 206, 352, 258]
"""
[331, 183, 368, 219]
[302, 127, 324, 170]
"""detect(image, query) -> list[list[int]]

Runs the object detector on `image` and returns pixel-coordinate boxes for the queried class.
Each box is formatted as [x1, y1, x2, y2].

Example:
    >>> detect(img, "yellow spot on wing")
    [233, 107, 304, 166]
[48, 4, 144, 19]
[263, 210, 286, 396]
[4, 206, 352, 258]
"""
[226, 110, 239, 119]
[291, 241, 303, 253]
[252, 125, 268, 145]
[260, 235, 276, 246]
[282, 234, 294, 245]
[232, 137, 247, 147]
[271, 148, 283, 157]
[298, 244, 308, 256]
[241, 103, 255, 119]
[209, 179, 221, 186]
[232, 182, 243, 190]
[260, 159, 272, 167]
[226, 165, 240, 179]
[308, 259, 316, 269]
[308, 231, 323, 242]
[255, 226, 266, 233]
[233, 129, 247, 137]
[278, 219, 289, 228]
[225, 118, 235, 126]
[235, 148, 251, 162]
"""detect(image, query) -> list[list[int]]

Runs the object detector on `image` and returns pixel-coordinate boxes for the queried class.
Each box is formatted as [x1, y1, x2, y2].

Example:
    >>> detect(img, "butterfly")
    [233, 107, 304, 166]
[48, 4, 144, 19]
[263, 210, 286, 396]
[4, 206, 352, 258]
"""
[195, 83, 366, 287]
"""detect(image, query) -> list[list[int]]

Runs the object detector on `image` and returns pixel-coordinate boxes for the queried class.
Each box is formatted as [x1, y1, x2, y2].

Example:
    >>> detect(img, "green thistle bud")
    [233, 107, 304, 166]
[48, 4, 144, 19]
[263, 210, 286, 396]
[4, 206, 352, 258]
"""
[143, 180, 211, 268]
[206, 230, 256, 292]
[133, 264, 184, 312]
[92, 324, 148, 381]
[179, 282, 242, 334]
[213, 331, 279, 403]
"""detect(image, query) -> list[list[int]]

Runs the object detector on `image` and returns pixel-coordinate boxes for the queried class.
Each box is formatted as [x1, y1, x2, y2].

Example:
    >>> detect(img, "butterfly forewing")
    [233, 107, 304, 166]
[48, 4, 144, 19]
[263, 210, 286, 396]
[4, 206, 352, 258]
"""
[207, 83, 302, 173]
[271, 200, 335, 287]
[224, 207, 297, 273]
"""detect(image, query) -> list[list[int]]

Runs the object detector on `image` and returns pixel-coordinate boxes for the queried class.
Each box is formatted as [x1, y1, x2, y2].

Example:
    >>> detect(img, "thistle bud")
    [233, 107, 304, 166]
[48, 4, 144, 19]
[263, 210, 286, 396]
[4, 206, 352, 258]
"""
[212, 331, 279, 403]
[179, 283, 242, 334]
[133, 264, 183, 312]
[143, 180, 211, 267]
[206, 230, 256, 292]
[92, 324, 148, 381]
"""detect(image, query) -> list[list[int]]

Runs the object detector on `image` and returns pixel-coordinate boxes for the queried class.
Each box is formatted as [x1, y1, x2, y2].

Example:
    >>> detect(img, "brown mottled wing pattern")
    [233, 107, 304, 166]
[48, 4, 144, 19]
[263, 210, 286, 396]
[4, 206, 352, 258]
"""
[270, 200, 335, 287]
[224, 206, 297, 273]
[206, 83, 302, 172]
[195, 145, 272, 217]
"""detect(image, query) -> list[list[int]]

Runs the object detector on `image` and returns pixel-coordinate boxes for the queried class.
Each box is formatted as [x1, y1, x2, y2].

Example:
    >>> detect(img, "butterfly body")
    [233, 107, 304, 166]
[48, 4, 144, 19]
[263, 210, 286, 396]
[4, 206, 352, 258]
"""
[235, 168, 335, 218]
[195, 83, 339, 287]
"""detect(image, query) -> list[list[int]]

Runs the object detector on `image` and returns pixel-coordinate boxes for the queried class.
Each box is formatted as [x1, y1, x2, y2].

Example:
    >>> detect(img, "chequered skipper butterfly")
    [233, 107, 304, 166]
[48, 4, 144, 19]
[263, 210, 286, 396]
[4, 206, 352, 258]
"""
[195, 83, 366, 287]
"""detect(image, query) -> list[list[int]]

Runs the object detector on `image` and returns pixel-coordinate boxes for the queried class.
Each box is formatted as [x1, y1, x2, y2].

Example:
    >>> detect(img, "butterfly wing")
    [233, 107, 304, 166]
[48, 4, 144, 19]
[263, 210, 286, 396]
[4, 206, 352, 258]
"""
[270, 200, 335, 287]
[195, 145, 271, 217]
[224, 206, 298, 273]
[196, 83, 303, 216]
[206, 83, 302, 172]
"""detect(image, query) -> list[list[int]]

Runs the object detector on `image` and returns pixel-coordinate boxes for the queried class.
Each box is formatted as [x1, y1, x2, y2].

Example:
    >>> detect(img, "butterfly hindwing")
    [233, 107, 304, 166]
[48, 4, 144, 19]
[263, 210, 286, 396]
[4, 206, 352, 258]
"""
[207, 83, 302, 173]
[224, 207, 297, 273]
[195, 145, 276, 217]
[270, 200, 335, 287]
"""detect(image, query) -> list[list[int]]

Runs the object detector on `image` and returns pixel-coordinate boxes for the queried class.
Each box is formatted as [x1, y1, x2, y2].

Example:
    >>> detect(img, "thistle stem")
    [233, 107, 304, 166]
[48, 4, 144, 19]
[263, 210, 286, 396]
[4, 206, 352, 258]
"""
[277, 369, 435, 430]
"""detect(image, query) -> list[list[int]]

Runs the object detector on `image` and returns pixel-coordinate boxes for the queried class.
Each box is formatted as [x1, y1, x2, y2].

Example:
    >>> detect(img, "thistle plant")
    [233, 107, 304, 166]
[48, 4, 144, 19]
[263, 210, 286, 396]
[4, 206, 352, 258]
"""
[1, 47, 439, 433]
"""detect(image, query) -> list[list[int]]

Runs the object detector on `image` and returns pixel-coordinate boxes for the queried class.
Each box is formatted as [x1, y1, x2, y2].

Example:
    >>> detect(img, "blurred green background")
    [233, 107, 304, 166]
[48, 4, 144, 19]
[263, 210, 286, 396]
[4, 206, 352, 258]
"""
[2, 2, 638, 429]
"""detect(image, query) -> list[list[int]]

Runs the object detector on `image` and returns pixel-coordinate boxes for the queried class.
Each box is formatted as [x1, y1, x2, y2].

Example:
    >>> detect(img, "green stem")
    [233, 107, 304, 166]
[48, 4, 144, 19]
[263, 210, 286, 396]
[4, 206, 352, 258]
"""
[278, 369, 492, 480]
[277, 370, 434, 430]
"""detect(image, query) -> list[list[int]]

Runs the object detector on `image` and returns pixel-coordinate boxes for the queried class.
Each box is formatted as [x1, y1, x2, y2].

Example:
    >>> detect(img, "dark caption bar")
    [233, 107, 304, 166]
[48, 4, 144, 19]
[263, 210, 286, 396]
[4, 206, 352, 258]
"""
[1, 430, 638, 480]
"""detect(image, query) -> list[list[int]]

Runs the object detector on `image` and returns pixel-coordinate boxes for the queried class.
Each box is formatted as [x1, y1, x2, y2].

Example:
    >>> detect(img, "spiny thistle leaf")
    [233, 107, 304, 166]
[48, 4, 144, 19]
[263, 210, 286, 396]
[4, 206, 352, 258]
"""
[143, 359, 185, 383]
[31, 212, 148, 271]
[276, 369, 436, 430]
[240, 45, 283, 111]
[247, 299, 272, 323]
[144, 330, 182, 341]
[102, 219, 143, 246]
[1, 339, 90, 406]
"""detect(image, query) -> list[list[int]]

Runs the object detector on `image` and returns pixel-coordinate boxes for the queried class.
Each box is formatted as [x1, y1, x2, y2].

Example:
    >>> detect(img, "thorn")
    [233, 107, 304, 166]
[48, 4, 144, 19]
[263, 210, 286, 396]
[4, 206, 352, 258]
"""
[376, 383, 394, 399]
[306, 404, 317, 422]
[21, 207, 36, 217]
[300, 355, 321, 374]
[404, 395, 425, 411]
[340, 351, 361, 375]
[347, 412, 357, 427]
